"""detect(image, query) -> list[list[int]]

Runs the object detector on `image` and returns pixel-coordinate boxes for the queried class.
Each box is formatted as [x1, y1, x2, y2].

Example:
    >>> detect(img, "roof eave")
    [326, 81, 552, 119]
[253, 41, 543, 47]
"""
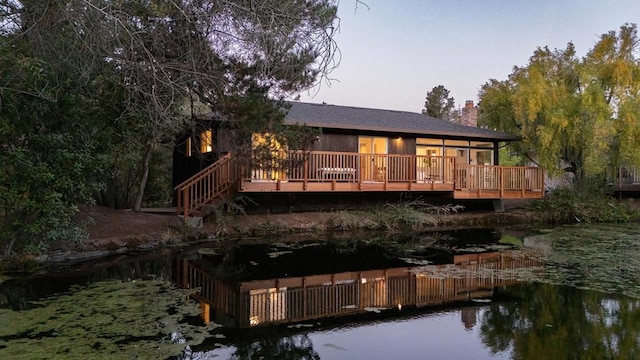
[284, 120, 521, 142]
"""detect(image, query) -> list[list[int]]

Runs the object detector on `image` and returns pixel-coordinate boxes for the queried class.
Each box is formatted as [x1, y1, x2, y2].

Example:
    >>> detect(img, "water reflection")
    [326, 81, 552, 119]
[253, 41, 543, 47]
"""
[176, 245, 543, 328]
[483, 283, 640, 359]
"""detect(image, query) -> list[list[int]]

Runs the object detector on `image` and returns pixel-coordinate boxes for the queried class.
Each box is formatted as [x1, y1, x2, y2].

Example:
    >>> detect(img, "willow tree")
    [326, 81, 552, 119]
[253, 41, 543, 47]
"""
[478, 23, 640, 182]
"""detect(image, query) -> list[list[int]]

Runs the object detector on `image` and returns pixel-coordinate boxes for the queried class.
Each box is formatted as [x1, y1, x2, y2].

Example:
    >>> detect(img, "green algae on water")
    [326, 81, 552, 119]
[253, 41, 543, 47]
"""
[0, 279, 211, 359]
[524, 223, 640, 299]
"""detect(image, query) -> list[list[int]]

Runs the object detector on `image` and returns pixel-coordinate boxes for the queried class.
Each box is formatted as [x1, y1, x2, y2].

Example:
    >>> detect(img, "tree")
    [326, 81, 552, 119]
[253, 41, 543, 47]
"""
[0, 55, 107, 256]
[478, 23, 640, 182]
[0, 0, 340, 255]
[422, 85, 456, 121]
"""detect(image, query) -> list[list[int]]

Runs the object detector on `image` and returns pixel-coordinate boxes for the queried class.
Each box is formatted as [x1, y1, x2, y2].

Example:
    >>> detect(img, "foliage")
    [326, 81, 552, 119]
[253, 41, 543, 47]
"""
[482, 283, 640, 359]
[531, 185, 634, 224]
[482, 223, 640, 358]
[326, 211, 379, 231]
[326, 200, 464, 232]
[95, 146, 173, 209]
[478, 23, 640, 181]
[422, 85, 457, 122]
[0, 55, 106, 256]
[205, 194, 258, 235]
[497, 145, 524, 166]
[0, 0, 339, 254]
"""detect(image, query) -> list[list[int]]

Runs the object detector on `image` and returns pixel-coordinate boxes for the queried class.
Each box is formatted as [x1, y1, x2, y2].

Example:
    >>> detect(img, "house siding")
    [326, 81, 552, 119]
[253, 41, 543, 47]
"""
[315, 133, 358, 152]
[389, 137, 416, 155]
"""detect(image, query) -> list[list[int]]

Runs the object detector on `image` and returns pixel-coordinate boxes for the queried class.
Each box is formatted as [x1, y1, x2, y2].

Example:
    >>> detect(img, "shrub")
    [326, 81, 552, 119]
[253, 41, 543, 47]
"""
[532, 187, 634, 224]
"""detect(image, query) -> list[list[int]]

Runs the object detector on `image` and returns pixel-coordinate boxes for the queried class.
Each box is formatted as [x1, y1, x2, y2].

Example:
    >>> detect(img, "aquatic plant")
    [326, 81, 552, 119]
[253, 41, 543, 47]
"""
[0, 279, 211, 359]
[524, 223, 640, 298]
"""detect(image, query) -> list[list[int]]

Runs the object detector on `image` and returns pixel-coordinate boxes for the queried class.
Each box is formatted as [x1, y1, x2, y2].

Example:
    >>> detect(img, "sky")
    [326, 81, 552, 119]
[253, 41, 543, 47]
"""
[297, 0, 640, 113]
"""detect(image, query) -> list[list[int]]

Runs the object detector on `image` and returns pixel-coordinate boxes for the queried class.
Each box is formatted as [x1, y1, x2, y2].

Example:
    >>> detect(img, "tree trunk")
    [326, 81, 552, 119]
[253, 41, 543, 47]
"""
[133, 142, 154, 212]
[3, 232, 18, 258]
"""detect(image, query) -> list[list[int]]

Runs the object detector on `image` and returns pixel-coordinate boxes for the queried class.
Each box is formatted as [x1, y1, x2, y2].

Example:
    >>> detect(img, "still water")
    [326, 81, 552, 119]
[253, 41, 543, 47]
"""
[1, 225, 640, 359]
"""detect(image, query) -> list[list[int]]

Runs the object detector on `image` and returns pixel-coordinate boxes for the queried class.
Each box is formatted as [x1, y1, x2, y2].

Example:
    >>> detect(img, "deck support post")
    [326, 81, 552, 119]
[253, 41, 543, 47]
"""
[492, 199, 505, 212]
[183, 188, 189, 219]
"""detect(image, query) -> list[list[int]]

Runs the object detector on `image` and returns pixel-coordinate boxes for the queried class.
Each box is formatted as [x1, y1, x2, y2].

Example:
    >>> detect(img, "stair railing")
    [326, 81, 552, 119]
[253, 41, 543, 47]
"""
[175, 153, 238, 219]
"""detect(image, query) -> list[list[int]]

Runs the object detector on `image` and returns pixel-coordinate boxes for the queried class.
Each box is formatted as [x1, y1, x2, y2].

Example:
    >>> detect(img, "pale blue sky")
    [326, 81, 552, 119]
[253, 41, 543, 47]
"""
[298, 0, 640, 112]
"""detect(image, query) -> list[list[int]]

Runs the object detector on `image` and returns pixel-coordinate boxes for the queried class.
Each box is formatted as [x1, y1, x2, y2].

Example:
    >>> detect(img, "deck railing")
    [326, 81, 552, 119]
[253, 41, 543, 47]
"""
[243, 150, 457, 183]
[175, 153, 237, 218]
[241, 150, 544, 193]
[174, 152, 544, 216]
[613, 165, 640, 189]
[454, 164, 544, 193]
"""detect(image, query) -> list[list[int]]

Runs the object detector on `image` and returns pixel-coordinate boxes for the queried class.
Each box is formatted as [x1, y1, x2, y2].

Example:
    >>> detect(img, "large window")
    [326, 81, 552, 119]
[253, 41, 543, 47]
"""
[471, 149, 494, 165]
[416, 138, 496, 165]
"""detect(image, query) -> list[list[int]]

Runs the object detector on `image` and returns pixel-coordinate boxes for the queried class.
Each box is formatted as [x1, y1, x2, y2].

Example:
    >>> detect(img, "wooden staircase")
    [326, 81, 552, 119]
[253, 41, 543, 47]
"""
[175, 153, 239, 219]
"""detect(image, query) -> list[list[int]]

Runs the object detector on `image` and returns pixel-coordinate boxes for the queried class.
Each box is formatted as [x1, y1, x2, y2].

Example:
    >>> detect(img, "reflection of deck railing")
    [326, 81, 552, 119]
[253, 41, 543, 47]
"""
[177, 251, 543, 328]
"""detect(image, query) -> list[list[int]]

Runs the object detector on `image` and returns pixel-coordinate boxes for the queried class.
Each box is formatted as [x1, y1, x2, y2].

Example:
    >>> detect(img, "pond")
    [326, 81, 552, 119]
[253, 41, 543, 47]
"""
[1, 224, 640, 359]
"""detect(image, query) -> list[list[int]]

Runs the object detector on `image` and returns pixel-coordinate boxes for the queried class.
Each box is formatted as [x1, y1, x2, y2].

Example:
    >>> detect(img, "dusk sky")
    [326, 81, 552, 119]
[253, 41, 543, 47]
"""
[298, 0, 640, 113]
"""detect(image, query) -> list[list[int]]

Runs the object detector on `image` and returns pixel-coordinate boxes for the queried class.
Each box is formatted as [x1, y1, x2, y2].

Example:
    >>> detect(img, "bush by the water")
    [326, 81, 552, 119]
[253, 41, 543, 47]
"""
[327, 200, 464, 232]
[532, 187, 634, 224]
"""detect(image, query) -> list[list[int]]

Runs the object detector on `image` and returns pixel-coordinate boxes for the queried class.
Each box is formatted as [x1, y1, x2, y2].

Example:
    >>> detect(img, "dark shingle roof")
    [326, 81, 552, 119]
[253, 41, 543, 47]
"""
[284, 102, 519, 141]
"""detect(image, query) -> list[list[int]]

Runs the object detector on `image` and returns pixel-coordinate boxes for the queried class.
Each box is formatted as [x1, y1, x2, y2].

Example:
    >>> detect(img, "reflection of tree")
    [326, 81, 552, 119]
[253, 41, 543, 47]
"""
[480, 283, 640, 359]
[231, 334, 319, 360]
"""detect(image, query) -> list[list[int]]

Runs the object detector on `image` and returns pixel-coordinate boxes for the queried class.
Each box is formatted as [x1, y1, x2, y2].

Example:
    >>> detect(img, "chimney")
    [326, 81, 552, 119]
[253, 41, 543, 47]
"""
[461, 100, 478, 127]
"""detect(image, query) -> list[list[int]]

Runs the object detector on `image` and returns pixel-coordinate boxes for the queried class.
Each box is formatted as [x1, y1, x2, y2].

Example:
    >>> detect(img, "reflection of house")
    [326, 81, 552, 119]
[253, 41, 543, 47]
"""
[461, 307, 479, 330]
[176, 251, 543, 328]
[174, 103, 544, 218]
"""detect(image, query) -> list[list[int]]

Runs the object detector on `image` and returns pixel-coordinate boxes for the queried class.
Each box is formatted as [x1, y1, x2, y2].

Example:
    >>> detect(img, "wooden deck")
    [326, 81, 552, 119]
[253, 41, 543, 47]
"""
[239, 151, 544, 200]
[175, 151, 544, 218]
[613, 165, 640, 191]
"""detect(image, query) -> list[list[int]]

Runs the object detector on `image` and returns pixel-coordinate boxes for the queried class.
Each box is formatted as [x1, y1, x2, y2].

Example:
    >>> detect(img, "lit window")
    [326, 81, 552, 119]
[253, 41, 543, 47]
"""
[200, 130, 213, 153]
[417, 138, 443, 145]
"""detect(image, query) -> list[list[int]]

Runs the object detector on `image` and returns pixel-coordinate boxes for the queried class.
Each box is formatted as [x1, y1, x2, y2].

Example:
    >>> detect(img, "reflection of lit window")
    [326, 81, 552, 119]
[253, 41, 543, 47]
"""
[186, 137, 192, 157]
[200, 130, 213, 153]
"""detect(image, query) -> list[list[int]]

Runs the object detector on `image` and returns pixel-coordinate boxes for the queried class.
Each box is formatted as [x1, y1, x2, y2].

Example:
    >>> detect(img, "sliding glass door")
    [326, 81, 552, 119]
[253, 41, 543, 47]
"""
[359, 136, 388, 181]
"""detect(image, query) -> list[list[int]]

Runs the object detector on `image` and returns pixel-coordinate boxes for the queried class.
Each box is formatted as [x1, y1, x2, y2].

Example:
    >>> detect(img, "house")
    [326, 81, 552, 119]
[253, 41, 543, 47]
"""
[176, 245, 543, 327]
[173, 102, 544, 218]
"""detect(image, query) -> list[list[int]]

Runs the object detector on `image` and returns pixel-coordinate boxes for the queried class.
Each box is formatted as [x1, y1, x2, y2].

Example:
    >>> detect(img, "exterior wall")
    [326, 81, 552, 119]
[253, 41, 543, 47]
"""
[388, 137, 416, 155]
[172, 135, 216, 190]
[216, 127, 234, 154]
[314, 133, 358, 152]
[173, 122, 227, 190]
